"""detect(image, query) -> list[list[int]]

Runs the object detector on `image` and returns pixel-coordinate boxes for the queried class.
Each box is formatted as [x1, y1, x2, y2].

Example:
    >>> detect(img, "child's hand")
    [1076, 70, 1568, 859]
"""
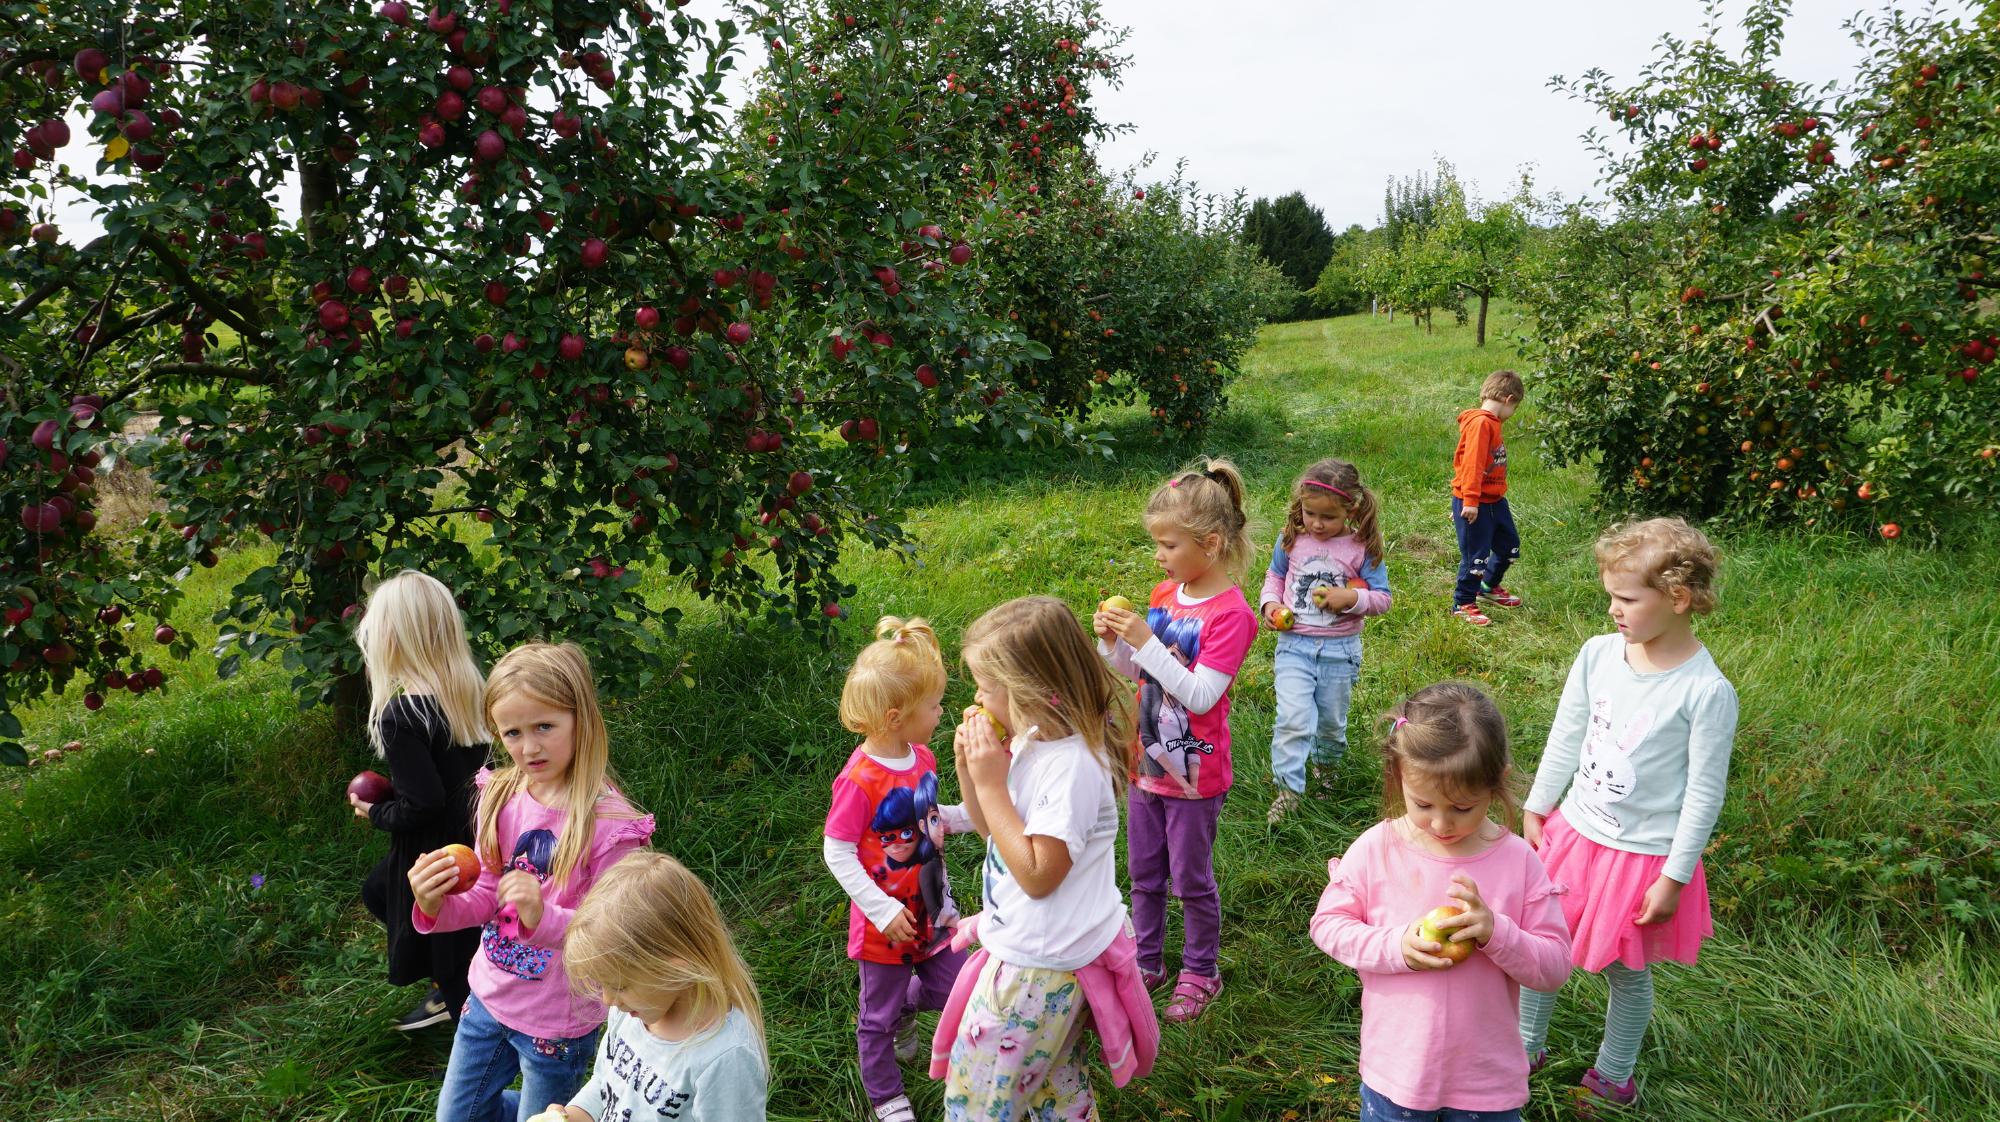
[879, 906, 917, 944]
[1444, 873, 1495, 948]
[1090, 605, 1119, 642]
[1401, 920, 1458, 972]
[1523, 811, 1544, 850]
[954, 706, 1011, 791]
[1315, 585, 1362, 612]
[1113, 607, 1153, 649]
[1634, 874, 1684, 926]
[348, 791, 374, 820]
[497, 869, 546, 931]
[1462, 503, 1480, 524]
[407, 850, 459, 918]
[1260, 601, 1284, 627]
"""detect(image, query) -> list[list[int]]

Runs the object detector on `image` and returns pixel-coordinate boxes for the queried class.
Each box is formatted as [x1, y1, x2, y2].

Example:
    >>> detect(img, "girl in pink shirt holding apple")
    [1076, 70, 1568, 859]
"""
[1310, 683, 1573, 1122]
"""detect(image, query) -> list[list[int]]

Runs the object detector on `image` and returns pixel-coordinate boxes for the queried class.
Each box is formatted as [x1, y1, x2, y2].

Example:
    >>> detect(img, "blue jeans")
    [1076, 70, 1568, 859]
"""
[1361, 1083, 1522, 1122]
[1270, 632, 1361, 793]
[436, 992, 599, 1122]
[1452, 497, 1519, 608]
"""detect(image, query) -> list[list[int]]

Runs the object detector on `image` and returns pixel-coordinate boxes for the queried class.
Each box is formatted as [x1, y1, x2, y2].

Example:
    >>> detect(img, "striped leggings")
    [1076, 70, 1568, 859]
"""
[1518, 962, 1654, 1084]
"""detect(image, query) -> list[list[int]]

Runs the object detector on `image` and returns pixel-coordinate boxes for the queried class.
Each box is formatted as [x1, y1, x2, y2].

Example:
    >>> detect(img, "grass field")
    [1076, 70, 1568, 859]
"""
[7, 310, 1998, 1121]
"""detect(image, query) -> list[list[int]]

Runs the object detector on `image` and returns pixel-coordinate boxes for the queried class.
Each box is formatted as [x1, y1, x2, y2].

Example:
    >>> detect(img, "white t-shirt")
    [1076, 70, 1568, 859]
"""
[976, 732, 1127, 971]
[569, 1006, 765, 1122]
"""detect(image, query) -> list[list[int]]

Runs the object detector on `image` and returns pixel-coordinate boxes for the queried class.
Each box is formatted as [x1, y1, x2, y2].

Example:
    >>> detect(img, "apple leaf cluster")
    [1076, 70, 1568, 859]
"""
[1517, 0, 2000, 538]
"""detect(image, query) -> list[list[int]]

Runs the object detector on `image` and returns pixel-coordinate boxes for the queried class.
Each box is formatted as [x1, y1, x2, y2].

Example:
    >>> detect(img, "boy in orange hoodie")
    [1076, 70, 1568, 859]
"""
[1450, 370, 1524, 626]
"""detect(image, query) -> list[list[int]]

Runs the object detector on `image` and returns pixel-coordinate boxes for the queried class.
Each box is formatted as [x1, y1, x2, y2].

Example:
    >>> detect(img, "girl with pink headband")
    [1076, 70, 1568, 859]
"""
[1259, 457, 1393, 824]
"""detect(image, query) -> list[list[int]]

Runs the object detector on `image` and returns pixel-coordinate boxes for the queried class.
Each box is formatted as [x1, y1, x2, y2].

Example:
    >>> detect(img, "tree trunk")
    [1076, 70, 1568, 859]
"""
[1477, 291, 1490, 346]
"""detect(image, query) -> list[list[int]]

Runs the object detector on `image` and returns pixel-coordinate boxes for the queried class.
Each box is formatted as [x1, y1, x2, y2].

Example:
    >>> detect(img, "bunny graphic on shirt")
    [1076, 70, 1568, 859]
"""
[1573, 697, 1654, 833]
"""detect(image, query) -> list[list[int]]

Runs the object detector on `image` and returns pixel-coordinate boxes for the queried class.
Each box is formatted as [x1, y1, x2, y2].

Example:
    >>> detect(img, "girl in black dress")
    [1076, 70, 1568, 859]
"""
[349, 570, 491, 1031]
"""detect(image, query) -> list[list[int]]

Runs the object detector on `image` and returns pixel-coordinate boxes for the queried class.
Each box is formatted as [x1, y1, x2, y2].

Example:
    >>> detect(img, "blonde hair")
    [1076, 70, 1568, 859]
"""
[1144, 456, 1254, 583]
[839, 616, 947, 738]
[1379, 682, 1520, 831]
[1280, 457, 1384, 564]
[354, 570, 489, 755]
[476, 642, 643, 890]
[1593, 517, 1720, 614]
[1480, 369, 1524, 403]
[567, 851, 767, 1066]
[960, 596, 1134, 796]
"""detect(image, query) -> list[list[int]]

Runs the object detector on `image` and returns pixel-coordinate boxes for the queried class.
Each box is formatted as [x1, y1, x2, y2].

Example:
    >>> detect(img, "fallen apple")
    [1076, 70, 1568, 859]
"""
[1417, 904, 1473, 965]
[440, 843, 481, 894]
[348, 769, 394, 803]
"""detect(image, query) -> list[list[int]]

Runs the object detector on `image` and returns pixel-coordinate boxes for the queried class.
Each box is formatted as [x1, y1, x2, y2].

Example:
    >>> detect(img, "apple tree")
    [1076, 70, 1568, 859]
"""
[1518, 0, 2000, 538]
[1, 0, 1053, 759]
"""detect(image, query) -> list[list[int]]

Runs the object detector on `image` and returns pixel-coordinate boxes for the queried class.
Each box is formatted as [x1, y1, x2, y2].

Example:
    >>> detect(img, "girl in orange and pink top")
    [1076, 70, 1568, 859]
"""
[1310, 683, 1572, 1122]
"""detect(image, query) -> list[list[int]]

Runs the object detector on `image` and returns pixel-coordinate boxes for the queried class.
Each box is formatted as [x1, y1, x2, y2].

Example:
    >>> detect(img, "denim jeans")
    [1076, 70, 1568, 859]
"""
[1269, 631, 1362, 793]
[1360, 1083, 1522, 1122]
[1451, 496, 1520, 608]
[435, 992, 599, 1122]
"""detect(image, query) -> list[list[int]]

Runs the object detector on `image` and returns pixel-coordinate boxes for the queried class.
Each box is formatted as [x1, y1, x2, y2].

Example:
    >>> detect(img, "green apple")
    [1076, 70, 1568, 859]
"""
[1418, 904, 1473, 965]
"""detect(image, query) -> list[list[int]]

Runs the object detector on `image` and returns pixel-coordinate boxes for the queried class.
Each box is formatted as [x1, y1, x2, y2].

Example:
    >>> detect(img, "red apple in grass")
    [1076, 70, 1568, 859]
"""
[440, 843, 481, 893]
[348, 769, 394, 803]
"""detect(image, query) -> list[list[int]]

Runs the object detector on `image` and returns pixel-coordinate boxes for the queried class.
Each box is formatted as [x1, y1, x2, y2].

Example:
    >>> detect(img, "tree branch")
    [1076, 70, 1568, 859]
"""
[134, 231, 268, 342]
[148, 362, 275, 384]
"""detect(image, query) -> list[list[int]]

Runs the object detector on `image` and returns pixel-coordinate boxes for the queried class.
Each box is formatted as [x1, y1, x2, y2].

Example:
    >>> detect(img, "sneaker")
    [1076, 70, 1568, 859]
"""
[892, 1009, 925, 1063]
[393, 988, 453, 1032]
[872, 1094, 916, 1122]
[1140, 966, 1171, 993]
[1574, 1068, 1639, 1116]
[1479, 585, 1523, 608]
[1529, 1049, 1548, 1075]
[1163, 971, 1223, 1023]
[1452, 603, 1493, 627]
[1267, 788, 1301, 824]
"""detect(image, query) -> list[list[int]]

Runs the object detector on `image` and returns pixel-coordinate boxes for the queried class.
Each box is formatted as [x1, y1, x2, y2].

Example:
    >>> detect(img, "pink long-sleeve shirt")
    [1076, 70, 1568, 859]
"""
[412, 769, 655, 1039]
[1309, 820, 1572, 1112]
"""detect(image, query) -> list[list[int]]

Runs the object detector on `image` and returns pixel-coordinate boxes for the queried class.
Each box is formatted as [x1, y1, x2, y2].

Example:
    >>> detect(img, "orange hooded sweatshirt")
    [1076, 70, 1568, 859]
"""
[1452, 408, 1508, 504]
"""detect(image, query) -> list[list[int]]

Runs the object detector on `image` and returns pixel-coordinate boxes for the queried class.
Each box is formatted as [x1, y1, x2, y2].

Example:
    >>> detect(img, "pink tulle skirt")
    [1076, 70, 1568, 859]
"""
[1540, 808, 1713, 972]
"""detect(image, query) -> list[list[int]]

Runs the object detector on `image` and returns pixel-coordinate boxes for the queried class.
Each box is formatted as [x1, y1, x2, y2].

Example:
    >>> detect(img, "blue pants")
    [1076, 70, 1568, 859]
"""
[1452, 497, 1519, 608]
[1269, 632, 1361, 793]
[1361, 1083, 1522, 1122]
[435, 992, 599, 1122]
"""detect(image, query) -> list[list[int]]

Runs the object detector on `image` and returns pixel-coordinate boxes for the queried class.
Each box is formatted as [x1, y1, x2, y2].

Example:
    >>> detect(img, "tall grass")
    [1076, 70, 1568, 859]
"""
[6, 309, 1996, 1120]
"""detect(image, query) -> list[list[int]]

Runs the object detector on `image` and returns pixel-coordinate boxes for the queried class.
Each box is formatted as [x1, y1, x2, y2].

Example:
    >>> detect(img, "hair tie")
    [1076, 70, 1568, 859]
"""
[1305, 479, 1354, 500]
[1391, 716, 1408, 731]
[1049, 692, 1063, 709]
[1168, 479, 1181, 488]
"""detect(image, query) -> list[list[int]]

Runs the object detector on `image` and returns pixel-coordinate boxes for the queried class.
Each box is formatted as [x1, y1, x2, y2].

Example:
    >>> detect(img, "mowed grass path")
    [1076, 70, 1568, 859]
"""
[7, 311, 1998, 1121]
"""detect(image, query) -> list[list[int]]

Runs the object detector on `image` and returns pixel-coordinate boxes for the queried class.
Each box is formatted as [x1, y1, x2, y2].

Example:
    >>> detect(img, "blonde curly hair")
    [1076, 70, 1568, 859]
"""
[1593, 517, 1720, 614]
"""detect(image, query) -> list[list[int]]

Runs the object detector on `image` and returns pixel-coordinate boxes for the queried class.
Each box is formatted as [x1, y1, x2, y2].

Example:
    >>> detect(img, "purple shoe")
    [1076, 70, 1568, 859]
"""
[1140, 967, 1170, 992]
[1575, 1068, 1638, 1116]
[1529, 1049, 1547, 1075]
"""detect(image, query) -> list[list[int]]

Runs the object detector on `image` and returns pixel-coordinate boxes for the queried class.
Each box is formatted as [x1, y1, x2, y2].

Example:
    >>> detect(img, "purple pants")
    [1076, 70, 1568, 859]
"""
[858, 945, 969, 1105]
[1127, 786, 1224, 979]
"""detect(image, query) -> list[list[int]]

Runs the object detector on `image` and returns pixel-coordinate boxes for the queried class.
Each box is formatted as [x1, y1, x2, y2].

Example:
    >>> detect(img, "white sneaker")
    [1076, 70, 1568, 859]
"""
[873, 1094, 916, 1122]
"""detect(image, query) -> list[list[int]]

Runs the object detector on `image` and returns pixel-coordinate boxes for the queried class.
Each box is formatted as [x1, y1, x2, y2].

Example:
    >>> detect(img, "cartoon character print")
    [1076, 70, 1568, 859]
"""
[1137, 610, 1217, 797]
[1572, 697, 1654, 833]
[480, 827, 557, 980]
[913, 772, 962, 935]
[1287, 553, 1356, 629]
[869, 778, 951, 961]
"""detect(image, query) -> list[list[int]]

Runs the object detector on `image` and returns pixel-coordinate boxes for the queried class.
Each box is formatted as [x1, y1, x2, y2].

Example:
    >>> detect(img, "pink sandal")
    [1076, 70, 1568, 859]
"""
[1163, 971, 1222, 1023]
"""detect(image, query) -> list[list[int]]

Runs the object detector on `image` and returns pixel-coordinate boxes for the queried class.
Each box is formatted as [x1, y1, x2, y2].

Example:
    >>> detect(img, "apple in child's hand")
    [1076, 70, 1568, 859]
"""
[347, 769, 393, 804]
[1270, 606, 1296, 631]
[975, 705, 1007, 739]
[1418, 904, 1474, 964]
[1099, 594, 1135, 613]
[440, 843, 481, 894]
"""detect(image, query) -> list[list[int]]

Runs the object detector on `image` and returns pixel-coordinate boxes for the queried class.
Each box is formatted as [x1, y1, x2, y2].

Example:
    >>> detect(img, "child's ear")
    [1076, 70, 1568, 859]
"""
[1670, 586, 1694, 615]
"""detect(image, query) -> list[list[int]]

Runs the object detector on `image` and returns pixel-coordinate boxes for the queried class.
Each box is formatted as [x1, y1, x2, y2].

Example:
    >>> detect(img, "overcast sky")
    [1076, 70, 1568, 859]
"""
[1086, 0, 1974, 228]
[37, 0, 1973, 239]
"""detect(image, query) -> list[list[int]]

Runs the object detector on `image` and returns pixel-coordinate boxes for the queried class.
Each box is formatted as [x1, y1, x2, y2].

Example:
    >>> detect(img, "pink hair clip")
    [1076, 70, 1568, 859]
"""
[1305, 480, 1355, 500]
[1168, 479, 1181, 488]
[1391, 716, 1408, 731]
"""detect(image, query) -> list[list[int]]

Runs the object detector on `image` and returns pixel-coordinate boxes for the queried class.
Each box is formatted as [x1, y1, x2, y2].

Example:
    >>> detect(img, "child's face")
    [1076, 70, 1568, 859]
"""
[491, 692, 577, 791]
[1149, 522, 1219, 584]
[889, 690, 946, 747]
[603, 980, 684, 1030]
[1601, 565, 1690, 646]
[969, 666, 1013, 735]
[1298, 492, 1350, 540]
[1400, 768, 1494, 856]
[1491, 395, 1521, 421]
